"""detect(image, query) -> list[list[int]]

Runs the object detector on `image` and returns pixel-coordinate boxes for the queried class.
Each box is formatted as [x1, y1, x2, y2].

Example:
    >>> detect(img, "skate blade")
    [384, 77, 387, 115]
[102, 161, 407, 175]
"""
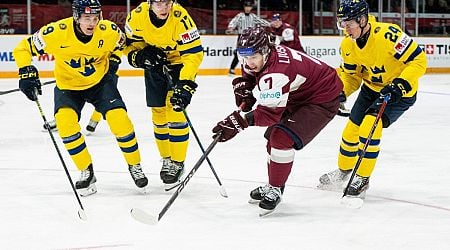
[248, 198, 260, 204]
[78, 209, 87, 221]
[130, 208, 158, 225]
[317, 183, 344, 192]
[341, 195, 364, 209]
[259, 208, 276, 217]
[164, 181, 181, 191]
[140, 186, 150, 194]
[78, 184, 97, 197]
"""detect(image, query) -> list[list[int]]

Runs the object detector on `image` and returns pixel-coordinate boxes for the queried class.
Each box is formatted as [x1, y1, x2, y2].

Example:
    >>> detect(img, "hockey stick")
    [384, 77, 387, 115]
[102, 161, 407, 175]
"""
[130, 134, 222, 225]
[341, 94, 390, 208]
[35, 96, 87, 221]
[0, 80, 55, 95]
[162, 65, 228, 197]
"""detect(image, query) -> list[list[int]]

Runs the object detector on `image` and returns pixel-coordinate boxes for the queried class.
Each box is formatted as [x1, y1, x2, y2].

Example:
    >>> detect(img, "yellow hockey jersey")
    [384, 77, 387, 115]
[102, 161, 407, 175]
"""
[124, 2, 203, 81]
[13, 17, 125, 90]
[338, 20, 427, 98]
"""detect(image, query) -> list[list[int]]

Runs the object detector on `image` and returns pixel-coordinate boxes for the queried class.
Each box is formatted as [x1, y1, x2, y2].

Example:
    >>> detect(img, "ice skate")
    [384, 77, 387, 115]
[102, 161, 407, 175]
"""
[258, 185, 283, 217]
[341, 175, 369, 209]
[249, 184, 284, 204]
[162, 161, 184, 191]
[159, 157, 172, 181]
[228, 69, 235, 77]
[76, 165, 97, 197]
[128, 164, 149, 192]
[317, 168, 352, 191]
[42, 119, 57, 132]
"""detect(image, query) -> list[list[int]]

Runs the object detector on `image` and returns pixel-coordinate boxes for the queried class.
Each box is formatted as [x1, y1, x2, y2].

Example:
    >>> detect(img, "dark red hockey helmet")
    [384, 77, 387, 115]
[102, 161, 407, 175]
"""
[236, 26, 272, 57]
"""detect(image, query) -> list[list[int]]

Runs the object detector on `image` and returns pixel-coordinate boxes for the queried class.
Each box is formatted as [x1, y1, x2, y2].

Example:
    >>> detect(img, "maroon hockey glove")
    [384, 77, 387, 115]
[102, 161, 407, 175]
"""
[232, 77, 256, 112]
[212, 111, 248, 142]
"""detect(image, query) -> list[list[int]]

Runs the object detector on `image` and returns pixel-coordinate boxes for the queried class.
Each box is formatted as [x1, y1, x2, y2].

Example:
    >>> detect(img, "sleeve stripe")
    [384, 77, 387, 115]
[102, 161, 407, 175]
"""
[27, 37, 37, 57]
[343, 63, 357, 71]
[179, 45, 203, 56]
[394, 39, 413, 59]
[403, 45, 423, 64]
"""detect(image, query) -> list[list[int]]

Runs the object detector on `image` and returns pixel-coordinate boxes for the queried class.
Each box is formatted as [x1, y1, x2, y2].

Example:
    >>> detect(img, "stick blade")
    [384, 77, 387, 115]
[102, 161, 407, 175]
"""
[130, 208, 159, 225]
[341, 196, 364, 209]
[219, 186, 228, 198]
[78, 209, 87, 221]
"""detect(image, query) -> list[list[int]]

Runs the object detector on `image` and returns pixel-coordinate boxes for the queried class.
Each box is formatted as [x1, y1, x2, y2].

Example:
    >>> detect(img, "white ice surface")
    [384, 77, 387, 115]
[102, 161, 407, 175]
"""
[1, 74, 450, 250]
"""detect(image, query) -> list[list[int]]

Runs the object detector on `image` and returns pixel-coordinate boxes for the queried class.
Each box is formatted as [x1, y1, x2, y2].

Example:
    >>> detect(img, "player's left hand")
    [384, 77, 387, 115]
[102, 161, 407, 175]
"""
[212, 111, 248, 142]
[379, 78, 412, 104]
[108, 54, 121, 75]
[170, 80, 198, 112]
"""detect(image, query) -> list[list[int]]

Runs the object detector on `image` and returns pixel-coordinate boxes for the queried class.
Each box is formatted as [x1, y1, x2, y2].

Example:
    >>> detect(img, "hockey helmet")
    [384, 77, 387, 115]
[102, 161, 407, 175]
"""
[243, 0, 254, 7]
[337, 0, 369, 23]
[237, 26, 271, 57]
[272, 13, 281, 21]
[72, 0, 102, 22]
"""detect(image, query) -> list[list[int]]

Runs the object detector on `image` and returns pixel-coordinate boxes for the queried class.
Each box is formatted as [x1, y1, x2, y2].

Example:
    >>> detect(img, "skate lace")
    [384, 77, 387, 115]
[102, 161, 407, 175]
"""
[264, 187, 282, 201]
[258, 185, 271, 196]
[129, 165, 145, 180]
[350, 176, 368, 189]
[80, 169, 91, 181]
[161, 158, 171, 172]
[167, 162, 183, 176]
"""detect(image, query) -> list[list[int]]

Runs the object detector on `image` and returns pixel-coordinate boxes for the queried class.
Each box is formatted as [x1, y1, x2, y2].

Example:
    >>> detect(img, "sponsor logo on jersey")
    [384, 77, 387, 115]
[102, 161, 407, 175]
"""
[394, 33, 412, 55]
[180, 28, 200, 44]
[32, 31, 45, 51]
[259, 89, 281, 100]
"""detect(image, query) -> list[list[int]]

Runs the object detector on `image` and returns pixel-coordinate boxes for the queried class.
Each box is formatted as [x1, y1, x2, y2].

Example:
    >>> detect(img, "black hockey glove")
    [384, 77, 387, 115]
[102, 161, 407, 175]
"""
[170, 80, 198, 112]
[108, 54, 121, 75]
[18, 65, 41, 101]
[379, 78, 412, 104]
[128, 45, 168, 70]
[232, 77, 256, 112]
[337, 91, 350, 117]
[212, 111, 248, 142]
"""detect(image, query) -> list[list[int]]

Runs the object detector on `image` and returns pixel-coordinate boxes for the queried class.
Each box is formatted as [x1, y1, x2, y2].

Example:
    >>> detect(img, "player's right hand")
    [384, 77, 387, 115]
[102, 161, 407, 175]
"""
[128, 45, 168, 70]
[18, 65, 41, 101]
[232, 77, 256, 112]
[337, 91, 350, 117]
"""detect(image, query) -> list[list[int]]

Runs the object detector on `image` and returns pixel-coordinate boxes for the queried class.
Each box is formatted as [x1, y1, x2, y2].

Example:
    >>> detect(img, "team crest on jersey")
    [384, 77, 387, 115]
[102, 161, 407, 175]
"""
[174, 10, 181, 18]
[394, 33, 412, 55]
[99, 24, 106, 30]
[59, 23, 67, 30]
[180, 28, 200, 44]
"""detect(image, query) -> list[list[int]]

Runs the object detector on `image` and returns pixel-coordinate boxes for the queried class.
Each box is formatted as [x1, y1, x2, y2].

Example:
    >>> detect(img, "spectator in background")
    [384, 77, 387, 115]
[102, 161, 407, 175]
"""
[226, 0, 270, 76]
[270, 13, 304, 52]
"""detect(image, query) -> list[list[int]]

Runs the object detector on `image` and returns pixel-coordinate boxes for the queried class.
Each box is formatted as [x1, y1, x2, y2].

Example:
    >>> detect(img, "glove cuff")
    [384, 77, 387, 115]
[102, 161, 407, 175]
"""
[19, 65, 39, 79]
[127, 50, 141, 68]
[392, 78, 412, 95]
[244, 111, 254, 126]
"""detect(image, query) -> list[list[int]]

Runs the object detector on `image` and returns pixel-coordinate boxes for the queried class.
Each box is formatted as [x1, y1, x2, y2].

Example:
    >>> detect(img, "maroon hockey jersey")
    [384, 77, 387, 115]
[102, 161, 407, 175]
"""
[243, 45, 343, 127]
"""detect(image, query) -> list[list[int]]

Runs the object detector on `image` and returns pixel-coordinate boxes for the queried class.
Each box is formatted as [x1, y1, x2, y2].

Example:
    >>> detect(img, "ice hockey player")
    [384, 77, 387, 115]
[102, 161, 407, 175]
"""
[124, 0, 203, 188]
[212, 26, 343, 216]
[318, 0, 426, 202]
[269, 13, 304, 52]
[13, 0, 148, 196]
